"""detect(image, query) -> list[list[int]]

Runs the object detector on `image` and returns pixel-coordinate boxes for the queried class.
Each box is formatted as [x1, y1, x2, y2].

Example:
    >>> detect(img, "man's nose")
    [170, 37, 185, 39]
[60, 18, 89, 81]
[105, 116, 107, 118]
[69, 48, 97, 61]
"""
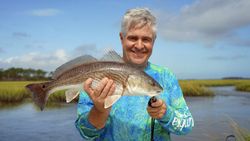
[135, 39, 144, 49]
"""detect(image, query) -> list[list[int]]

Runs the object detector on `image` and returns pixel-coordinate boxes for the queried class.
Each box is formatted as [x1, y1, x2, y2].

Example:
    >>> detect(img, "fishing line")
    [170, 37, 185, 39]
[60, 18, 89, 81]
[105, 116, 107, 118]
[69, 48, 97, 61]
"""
[148, 96, 157, 141]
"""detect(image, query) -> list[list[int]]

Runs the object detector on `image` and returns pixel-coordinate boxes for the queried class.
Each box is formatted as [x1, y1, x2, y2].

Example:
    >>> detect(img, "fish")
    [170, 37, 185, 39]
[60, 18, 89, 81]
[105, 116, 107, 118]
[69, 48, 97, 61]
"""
[25, 50, 163, 110]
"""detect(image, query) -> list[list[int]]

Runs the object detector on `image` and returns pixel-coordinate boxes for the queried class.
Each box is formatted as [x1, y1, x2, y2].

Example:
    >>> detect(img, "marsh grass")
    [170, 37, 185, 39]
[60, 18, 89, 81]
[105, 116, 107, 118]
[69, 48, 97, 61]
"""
[235, 82, 250, 92]
[0, 81, 31, 102]
[0, 80, 250, 104]
[179, 79, 250, 96]
[47, 90, 66, 103]
[179, 82, 213, 96]
[0, 81, 77, 104]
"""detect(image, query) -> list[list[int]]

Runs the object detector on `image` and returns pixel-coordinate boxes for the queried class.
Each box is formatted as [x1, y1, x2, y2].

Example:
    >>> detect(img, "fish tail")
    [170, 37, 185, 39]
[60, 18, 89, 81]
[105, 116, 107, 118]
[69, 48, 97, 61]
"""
[25, 82, 49, 111]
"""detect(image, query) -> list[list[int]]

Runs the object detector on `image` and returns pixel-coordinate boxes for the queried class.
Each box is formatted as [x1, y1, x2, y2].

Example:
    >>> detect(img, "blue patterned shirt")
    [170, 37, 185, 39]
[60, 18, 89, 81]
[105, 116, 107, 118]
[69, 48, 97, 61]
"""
[75, 62, 194, 141]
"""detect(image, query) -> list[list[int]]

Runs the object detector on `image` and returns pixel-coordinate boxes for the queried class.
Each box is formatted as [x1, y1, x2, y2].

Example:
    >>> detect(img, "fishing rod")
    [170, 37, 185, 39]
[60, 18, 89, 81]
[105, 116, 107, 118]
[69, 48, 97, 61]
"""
[148, 96, 157, 141]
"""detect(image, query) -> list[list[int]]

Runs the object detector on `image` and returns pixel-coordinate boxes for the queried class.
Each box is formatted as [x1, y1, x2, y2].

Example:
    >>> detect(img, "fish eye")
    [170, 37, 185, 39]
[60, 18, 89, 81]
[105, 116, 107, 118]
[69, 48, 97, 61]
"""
[152, 82, 156, 86]
[150, 80, 155, 86]
[42, 85, 46, 88]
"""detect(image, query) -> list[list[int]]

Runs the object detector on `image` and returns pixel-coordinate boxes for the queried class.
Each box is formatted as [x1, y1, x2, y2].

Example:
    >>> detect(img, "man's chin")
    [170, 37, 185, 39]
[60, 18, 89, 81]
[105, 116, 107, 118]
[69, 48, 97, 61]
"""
[130, 59, 147, 66]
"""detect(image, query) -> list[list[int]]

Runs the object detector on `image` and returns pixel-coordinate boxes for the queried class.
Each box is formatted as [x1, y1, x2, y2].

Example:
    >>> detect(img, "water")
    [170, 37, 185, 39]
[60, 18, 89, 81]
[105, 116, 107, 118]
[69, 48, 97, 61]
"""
[173, 86, 250, 141]
[0, 103, 83, 141]
[0, 86, 249, 141]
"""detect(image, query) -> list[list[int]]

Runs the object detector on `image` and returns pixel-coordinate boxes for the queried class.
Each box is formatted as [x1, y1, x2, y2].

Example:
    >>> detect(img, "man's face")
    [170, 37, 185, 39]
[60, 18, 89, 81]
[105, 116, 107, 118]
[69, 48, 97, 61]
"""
[120, 25, 155, 67]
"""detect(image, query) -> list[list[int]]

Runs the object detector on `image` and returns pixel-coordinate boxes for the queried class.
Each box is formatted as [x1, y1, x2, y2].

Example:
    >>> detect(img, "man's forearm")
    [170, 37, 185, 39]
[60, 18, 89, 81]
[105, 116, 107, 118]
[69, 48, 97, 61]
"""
[88, 106, 110, 129]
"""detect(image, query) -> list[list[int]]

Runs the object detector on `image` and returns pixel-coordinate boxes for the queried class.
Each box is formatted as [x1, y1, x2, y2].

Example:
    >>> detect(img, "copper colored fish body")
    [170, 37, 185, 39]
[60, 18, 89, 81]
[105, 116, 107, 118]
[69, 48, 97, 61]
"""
[26, 51, 162, 110]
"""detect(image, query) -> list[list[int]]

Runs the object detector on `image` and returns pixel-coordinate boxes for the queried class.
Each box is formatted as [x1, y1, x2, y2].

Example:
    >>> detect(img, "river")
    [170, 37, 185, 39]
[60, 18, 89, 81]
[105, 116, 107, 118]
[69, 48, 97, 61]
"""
[0, 86, 249, 141]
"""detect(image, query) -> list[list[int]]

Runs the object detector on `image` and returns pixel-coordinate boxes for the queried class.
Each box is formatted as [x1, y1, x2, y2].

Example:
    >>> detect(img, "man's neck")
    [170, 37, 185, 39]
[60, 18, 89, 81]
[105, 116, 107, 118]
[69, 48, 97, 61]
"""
[126, 61, 148, 70]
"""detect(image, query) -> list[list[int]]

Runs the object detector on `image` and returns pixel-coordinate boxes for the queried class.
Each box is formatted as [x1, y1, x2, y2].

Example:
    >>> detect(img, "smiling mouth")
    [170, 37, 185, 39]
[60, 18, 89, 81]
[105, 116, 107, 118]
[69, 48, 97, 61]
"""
[131, 50, 147, 58]
[133, 52, 144, 58]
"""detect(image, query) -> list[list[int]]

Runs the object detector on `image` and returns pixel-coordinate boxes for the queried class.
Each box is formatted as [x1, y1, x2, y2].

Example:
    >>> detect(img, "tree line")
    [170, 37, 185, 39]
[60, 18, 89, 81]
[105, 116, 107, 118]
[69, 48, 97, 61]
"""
[0, 67, 52, 81]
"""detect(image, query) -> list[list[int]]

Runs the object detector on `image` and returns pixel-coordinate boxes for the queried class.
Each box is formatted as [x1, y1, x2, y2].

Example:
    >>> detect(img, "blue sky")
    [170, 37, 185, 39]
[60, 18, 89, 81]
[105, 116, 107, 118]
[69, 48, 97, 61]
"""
[0, 0, 250, 79]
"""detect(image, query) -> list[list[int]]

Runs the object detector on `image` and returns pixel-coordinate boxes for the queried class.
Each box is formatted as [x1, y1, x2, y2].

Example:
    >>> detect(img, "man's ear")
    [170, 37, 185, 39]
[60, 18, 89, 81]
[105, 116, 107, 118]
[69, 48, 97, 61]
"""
[119, 32, 123, 41]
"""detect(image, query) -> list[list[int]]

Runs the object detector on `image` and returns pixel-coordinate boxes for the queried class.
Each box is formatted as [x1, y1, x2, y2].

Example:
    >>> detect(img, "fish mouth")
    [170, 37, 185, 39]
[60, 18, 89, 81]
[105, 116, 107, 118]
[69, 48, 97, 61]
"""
[149, 90, 162, 96]
[156, 90, 162, 93]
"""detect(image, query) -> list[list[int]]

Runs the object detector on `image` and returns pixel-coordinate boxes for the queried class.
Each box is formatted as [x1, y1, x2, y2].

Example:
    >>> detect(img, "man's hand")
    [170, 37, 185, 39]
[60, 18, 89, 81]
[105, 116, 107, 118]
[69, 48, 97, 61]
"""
[84, 77, 116, 113]
[147, 99, 167, 119]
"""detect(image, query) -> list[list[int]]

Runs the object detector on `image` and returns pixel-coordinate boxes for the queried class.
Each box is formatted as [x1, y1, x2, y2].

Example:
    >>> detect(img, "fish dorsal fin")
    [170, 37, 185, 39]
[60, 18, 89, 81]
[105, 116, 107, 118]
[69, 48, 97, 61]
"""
[100, 48, 124, 62]
[52, 55, 97, 79]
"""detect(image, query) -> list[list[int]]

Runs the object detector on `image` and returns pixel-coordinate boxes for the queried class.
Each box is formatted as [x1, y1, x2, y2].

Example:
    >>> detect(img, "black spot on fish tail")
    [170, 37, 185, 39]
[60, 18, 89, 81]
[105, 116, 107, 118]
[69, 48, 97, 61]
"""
[25, 83, 49, 111]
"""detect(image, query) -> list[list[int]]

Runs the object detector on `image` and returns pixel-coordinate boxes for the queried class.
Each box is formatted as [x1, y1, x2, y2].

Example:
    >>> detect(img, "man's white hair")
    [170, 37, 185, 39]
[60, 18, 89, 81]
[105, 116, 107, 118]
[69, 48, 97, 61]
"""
[121, 8, 157, 39]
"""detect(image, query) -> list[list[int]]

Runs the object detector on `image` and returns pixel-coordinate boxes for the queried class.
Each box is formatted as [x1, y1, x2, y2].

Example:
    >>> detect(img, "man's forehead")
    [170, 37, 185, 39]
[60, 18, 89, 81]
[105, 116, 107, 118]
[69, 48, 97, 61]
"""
[127, 26, 154, 37]
[129, 23, 152, 31]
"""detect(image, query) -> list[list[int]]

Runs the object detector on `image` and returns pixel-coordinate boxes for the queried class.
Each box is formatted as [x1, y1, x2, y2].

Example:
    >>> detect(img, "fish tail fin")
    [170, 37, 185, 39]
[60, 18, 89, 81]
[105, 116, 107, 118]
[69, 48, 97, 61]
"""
[25, 82, 49, 111]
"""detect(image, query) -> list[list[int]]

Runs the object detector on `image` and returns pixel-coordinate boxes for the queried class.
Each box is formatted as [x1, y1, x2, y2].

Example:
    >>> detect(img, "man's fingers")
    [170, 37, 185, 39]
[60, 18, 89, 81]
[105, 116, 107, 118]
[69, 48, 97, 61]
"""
[99, 79, 114, 98]
[107, 83, 116, 96]
[147, 106, 162, 113]
[151, 99, 163, 108]
[94, 77, 108, 97]
[147, 99, 167, 119]
[148, 102, 166, 113]
[149, 109, 166, 119]
[84, 78, 94, 96]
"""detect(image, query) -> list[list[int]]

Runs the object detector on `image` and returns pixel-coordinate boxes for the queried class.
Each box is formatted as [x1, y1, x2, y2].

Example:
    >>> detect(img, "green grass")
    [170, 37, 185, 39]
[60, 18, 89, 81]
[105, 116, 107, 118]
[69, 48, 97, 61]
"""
[0, 81, 31, 102]
[47, 90, 67, 102]
[179, 79, 250, 96]
[0, 80, 250, 104]
[0, 81, 69, 103]
[235, 81, 250, 92]
[179, 81, 213, 96]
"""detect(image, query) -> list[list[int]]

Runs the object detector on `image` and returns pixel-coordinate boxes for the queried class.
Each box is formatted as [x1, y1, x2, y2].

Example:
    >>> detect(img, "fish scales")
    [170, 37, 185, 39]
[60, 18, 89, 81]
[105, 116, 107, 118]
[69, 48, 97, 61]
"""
[55, 62, 130, 80]
[44, 62, 130, 92]
[26, 60, 163, 110]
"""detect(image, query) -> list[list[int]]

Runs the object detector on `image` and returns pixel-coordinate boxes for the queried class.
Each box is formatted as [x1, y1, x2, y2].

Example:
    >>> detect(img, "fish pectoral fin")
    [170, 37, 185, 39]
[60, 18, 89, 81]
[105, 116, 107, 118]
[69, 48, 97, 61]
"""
[65, 89, 80, 103]
[104, 95, 121, 109]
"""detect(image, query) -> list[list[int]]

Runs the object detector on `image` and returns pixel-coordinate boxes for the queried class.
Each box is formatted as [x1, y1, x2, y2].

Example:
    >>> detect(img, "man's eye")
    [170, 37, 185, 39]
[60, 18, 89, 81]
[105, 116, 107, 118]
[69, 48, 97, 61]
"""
[127, 36, 137, 41]
[143, 37, 152, 43]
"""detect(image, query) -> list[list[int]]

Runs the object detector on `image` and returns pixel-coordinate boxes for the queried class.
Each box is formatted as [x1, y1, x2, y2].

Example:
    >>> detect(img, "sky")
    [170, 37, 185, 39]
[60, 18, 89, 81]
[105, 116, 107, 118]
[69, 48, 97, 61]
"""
[0, 0, 250, 79]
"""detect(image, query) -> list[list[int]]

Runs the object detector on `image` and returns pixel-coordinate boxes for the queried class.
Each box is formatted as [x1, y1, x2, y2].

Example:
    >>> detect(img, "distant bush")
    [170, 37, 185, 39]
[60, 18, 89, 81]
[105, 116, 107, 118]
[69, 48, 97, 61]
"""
[0, 67, 52, 81]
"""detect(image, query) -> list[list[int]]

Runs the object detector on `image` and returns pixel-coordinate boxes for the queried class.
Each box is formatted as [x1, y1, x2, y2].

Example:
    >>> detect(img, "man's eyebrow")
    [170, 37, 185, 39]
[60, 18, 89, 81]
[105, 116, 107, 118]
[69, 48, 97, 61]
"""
[127, 35, 138, 38]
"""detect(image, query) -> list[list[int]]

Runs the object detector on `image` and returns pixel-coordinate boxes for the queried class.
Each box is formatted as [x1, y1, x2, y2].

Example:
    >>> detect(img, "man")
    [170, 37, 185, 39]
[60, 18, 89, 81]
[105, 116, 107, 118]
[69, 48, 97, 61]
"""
[75, 8, 194, 141]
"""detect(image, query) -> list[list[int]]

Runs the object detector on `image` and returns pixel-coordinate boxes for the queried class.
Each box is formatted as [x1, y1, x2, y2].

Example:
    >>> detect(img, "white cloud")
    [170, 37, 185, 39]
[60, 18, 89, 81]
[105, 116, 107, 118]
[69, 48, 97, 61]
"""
[30, 8, 62, 17]
[158, 0, 250, 47]
[0, 44, 118, 71]
[55, 49, 67, 60]
[0, 49, 69, 71]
